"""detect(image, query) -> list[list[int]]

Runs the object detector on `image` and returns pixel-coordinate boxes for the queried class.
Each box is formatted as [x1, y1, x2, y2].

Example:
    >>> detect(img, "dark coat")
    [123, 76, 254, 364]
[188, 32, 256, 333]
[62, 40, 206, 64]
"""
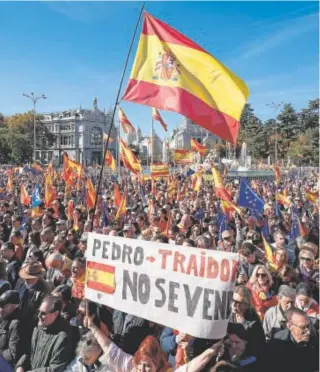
[16, 315, 72, 372]
[15, 278, 51, 341]
[6, 256, 21, 290]
[266, 328, 319, 372]
[111, 311, 151, 355]
[229, 308, 266, 360]
[0, 308, 24, 366]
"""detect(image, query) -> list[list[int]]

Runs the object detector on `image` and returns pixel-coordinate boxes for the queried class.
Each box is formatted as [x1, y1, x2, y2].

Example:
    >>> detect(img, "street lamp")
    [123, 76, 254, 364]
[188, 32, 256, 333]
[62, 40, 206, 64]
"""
[22, 92, 47, 161]
[266, 101, 284, 164]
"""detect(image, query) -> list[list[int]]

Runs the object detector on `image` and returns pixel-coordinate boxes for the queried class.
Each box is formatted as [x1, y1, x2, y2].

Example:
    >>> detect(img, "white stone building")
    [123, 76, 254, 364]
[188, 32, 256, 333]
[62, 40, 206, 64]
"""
[168, 118, 222, 149]
[38, 98, 117, 166]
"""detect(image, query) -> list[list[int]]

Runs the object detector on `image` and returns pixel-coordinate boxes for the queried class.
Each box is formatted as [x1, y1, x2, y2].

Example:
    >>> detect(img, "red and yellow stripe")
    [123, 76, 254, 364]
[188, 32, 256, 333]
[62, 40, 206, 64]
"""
[87, 261, 115, 294]
[173, 149, 193, 164]
[123, 13, 249, 144]
[190, 138, 208, 156]
[118, 108, 136, 134]
[105, 150, 116, 172]
[152, 107, 167, 132]
[151, 163, 169, 178]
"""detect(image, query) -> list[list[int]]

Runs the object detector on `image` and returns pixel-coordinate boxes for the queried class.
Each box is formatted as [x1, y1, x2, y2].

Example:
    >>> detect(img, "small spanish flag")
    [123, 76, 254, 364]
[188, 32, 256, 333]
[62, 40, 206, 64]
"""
[152, 107, 167, 132]
[212, 164, 231, 202]
[118, 108, 136, 134]
[105, 150, 116, 172]
[103, 133, 114, 143]
[87, 261, 115, 294]
[262, 236, 277, 272]
[86, 178, 97, 210]
[151, 163, 169, 178]
[306, 191, 318, 203]
[20, 184, 31, 206]
[115, 188, 127, 219]
[276, 193, 292, 207]
[114, 183, 121, 208]
[173, 149, 194, 165]
[190, 138, 208, 156]
[7, 174, 13, 192]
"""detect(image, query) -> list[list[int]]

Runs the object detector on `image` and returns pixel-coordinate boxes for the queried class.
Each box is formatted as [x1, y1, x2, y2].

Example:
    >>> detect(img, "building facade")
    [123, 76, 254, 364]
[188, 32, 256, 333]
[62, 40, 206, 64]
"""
[168, 118, 222, 149]
[38, 98, 117, 166]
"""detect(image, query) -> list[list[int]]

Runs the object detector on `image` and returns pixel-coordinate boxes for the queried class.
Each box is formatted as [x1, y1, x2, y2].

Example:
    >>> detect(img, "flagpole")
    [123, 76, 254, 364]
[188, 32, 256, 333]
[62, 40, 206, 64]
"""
[90, 2, 145, 231]
[151, 118, 154, 166]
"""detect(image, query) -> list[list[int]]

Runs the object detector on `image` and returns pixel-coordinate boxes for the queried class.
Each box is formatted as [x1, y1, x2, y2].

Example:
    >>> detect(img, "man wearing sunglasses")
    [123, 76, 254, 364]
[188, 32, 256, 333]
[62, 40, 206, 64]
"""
[15, 295, 72, 372]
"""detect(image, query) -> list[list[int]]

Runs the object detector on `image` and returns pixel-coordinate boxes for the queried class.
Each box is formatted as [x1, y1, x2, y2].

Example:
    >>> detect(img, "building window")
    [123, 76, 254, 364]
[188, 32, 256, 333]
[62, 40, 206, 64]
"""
[91, 127, 102, 145]
[60, 136, 71, 145]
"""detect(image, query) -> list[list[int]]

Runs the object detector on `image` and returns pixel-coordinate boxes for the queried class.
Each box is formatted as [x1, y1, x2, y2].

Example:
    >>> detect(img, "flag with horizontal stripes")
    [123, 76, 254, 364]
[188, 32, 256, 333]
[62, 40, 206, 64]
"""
[86, 261, 115, 294]
[120, 138, 142, 174]
[115, 188, 127, 220]
[151, 163, 169, 178]
[173, 149, 193, 164]
[305, 191, 318, 203]
[103, 133, 114, 143]
[105, 150, 116, 172]
[118, 107, 136, 134]
[190, 138, 208, 156]
[20, 184, 30, 206]
[86, 178, 96, 210]
[276, 193, 292, 207]
[123, 13, 249, 144]
[152, 107, 167, 131]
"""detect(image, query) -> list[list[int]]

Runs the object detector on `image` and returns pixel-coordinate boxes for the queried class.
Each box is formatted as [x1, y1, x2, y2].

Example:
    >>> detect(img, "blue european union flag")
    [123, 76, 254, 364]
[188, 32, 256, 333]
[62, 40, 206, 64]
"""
[31, 184, 41, 208]
[186, 168, 195, 177]
[238, 178, 265, 214]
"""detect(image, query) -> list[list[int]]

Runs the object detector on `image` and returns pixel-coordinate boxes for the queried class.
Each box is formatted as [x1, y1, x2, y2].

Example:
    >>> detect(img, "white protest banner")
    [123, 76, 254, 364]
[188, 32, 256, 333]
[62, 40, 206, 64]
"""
[85, 232, 239, 339]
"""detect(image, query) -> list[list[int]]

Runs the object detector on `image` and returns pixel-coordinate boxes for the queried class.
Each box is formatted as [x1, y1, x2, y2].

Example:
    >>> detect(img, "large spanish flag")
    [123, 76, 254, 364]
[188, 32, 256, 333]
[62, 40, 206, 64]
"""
[190, 138, 208, 156]
[86, 261, 115, 294]
[118, 107, 136, 134]
[152, 108, 167, 132]
[123, 13, 249, 143]
[173, 149, 194, 164]
[151, 163, 169, 178]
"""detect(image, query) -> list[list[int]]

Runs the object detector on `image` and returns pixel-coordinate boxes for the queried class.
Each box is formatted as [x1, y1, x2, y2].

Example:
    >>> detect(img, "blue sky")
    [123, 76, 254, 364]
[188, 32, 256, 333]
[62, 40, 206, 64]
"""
[0, 1, 319, 139]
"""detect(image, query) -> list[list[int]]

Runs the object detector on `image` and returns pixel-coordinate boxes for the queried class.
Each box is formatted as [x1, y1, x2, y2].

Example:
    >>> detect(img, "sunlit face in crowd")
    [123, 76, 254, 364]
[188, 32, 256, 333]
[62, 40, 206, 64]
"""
[82, 348, 101, 366]
[192, 226, 201, 236]
[275, 233, 286, 248]
[296, 294, 311, 310]
[256, 268, 268, 286]
[175, 235, 184, 246]
[38, 300, 58, 328]
[229, 334, 247, 357]
[71, 261, 85, 279]
[299, 251, 314, 270]
[279, 295, 295, 313]
[275, 249, 287, 266]
[231, 293, 248, 316]
[288, 313, 310, 344]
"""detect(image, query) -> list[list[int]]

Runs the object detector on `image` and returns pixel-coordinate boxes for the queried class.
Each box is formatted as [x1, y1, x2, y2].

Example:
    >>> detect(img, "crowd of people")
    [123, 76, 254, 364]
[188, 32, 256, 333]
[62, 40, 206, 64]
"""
[0, 165, 318, 372]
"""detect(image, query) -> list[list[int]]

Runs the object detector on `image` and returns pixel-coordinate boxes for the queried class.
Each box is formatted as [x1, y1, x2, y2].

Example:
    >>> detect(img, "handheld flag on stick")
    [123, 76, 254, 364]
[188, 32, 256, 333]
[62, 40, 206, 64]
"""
[20, 184, 30, 206]
[152, 108, 167, 131]
[86, 179, 96, 210]
[105, 150, 116, 172]
[238, 178, 265, 214]
[31, 184, 42, 208]
[7, 174, 13, 192]
[123, 12, 249, 143]
[190, 138, 208, 156]
[114, 183, 121, 208]
[211, 164, 231, 202]
[115, 188, 127, 220]
[118, 108, 136, 134]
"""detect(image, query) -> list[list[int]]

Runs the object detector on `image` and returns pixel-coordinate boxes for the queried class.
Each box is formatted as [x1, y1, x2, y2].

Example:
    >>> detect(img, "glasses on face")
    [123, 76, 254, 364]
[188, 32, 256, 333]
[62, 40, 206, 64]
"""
[291, 322, 310, 334]
[232, 299, 246, 306]
[256, 273, 267, 278]
[39, 309, 55, 318]
[300, 257, 312, 262]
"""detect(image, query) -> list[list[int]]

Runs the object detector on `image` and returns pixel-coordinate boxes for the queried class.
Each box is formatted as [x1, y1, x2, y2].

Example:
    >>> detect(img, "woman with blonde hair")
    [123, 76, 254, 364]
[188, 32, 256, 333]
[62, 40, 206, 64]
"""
[246, 265, 277, 320]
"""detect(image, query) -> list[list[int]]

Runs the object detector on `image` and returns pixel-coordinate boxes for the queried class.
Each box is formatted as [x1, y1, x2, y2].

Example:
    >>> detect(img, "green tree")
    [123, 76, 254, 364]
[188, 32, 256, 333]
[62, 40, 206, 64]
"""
[238, 104, 266, 160]
[276, 103, 300, 158]
[300, 99, 319, 131]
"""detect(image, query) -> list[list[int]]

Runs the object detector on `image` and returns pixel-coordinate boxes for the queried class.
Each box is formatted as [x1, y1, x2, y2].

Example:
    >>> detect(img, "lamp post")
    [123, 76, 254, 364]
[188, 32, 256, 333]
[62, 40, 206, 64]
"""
[266, 101, 284, 164]
[22, 92, 47, 161]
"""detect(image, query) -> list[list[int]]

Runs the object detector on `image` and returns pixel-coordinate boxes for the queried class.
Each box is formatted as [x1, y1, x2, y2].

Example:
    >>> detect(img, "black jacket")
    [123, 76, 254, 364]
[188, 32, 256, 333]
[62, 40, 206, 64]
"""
[266, 328, 319, 372]
[16, 315, 73, 372]
[0, 308, 23, 366]
[6, 256, 21, 289]
[15, 278, 51, 340]
[111, 311, 151, 355]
